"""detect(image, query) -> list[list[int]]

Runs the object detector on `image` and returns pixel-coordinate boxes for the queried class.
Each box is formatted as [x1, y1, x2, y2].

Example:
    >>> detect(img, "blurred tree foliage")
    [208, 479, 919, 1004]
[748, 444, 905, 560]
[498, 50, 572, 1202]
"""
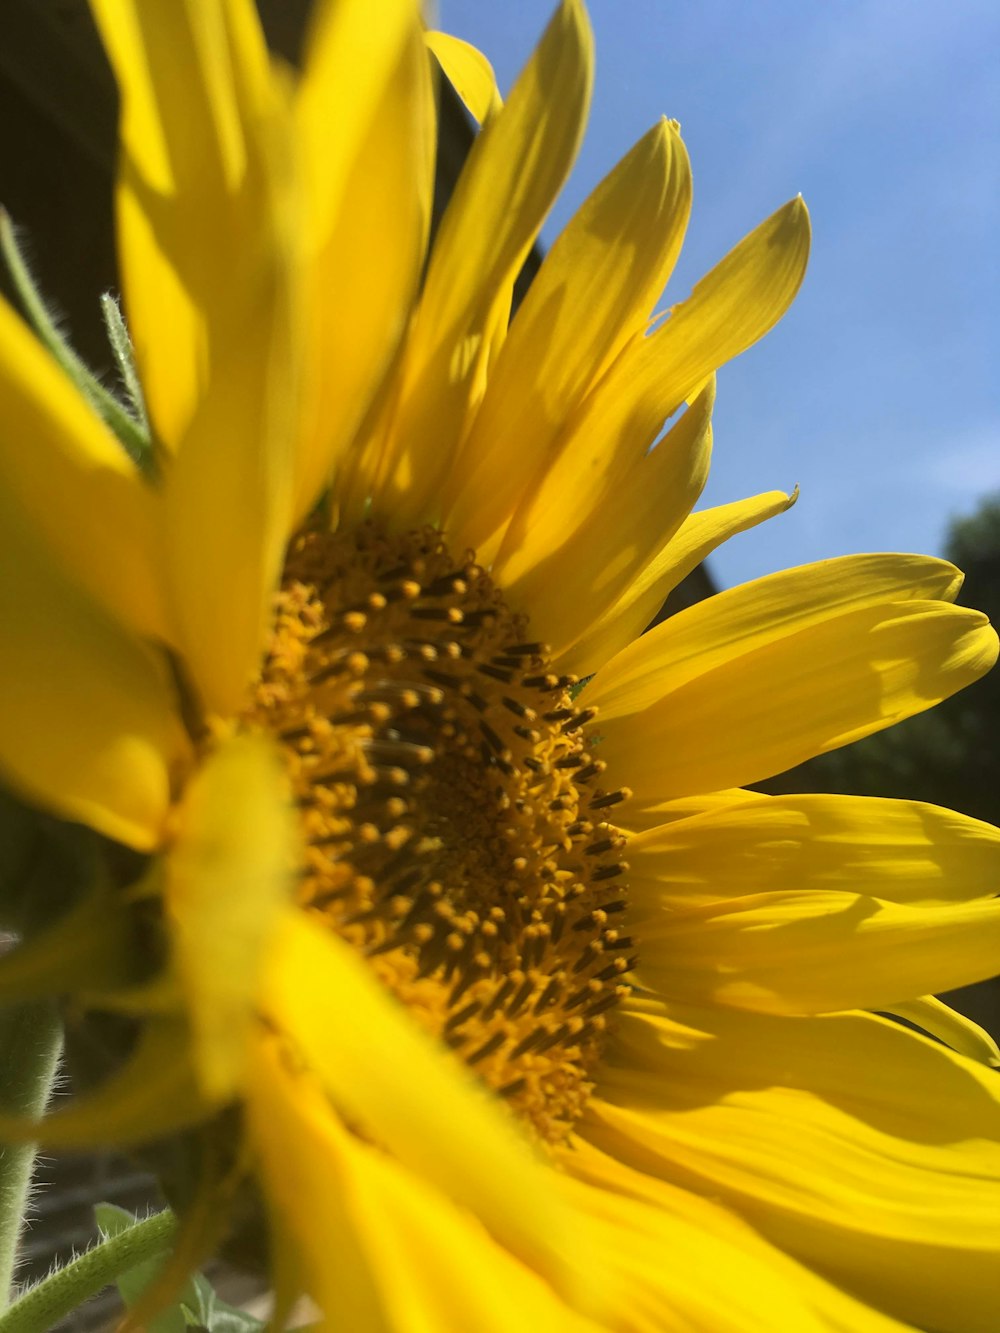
[762, 492, 1000, 826]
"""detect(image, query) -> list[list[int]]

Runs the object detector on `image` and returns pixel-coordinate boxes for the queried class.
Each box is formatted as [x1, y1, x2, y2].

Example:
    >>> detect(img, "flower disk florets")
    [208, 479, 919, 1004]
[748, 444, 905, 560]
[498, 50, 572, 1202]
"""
[246, 524, 634, 1144]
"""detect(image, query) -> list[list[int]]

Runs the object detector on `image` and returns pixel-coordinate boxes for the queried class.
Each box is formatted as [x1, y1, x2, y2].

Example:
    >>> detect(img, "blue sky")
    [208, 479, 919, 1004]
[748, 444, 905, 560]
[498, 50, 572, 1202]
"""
[438, 0, 999, 589]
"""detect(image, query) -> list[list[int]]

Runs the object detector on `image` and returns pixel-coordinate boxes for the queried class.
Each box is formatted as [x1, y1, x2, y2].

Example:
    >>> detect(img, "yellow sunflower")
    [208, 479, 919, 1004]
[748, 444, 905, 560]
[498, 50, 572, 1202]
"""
[1, 1, 999, 1329]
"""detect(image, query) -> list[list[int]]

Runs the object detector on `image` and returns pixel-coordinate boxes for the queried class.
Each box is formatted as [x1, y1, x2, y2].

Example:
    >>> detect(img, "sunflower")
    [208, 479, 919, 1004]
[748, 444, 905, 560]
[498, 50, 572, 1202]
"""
[1, 1, 999, 1329]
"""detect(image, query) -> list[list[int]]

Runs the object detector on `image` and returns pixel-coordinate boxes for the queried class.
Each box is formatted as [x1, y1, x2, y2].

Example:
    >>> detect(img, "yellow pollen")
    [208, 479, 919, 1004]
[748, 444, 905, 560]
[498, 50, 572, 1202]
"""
[245, 524, 633, 1145]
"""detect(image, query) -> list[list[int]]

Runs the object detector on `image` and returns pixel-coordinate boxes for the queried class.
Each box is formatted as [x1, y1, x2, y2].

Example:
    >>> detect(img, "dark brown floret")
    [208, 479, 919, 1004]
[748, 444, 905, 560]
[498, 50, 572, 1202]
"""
[244, 523, 633, 1146]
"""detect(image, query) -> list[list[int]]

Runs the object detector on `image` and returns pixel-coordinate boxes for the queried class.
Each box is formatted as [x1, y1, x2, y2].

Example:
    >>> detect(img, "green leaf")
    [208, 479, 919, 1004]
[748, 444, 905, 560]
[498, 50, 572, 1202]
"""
[92, 1207, 266, 1333]
[204, 1297, 267, 1332]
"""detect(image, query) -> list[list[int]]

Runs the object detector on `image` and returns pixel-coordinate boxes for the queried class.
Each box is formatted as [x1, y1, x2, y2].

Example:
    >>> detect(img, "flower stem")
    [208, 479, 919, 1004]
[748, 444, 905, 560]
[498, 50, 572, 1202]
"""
[0, 1210, 177, 1333]
[0, 1001, 62, 1306]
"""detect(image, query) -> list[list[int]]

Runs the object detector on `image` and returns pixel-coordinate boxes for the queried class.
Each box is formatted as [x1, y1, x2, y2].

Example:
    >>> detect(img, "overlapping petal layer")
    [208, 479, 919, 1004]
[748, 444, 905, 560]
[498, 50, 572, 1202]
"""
[590, 555, 996, 802]
[294, 0, 434, 524]
[629, 794, 1000, 909]
[249, 1040, 600, 1333]
[261, 911, 603, 1308]
[361, 0, 594, 527]
[890, 997, 1000, 1067]
[446, 115, 693, 561]
[559, 1138, 912, 1333]
[513, 379, 715, 660]
[587, 1000, 1000, 1332]
[91, 0, 301, 715]
[562, 488, 798, 677]
[491, 201, 811, 596]
[89, 0, 281, 451]
[637, 889, 1000, 1015]
[627, 793, 1000, 1013]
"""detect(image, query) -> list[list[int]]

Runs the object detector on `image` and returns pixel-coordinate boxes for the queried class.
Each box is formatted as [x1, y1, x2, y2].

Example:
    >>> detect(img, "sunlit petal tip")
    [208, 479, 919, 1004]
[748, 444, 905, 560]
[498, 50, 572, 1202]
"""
[425, 30, 501, 125]
[953, 607, 999, 675]
[652, 116, 693, 194]
[651, 114, 678, 148]
[937, 559, 965, 602]
[555, 0, 596, 84]
[770, 193, 811, 261]
[891, 997, 1000, 1069]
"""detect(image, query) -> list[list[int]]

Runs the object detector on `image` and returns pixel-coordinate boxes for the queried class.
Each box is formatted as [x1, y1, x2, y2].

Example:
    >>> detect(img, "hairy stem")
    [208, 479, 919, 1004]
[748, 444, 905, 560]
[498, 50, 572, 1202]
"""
[0, 1210, 177, 1333]
[0, 1001, 62, 1305]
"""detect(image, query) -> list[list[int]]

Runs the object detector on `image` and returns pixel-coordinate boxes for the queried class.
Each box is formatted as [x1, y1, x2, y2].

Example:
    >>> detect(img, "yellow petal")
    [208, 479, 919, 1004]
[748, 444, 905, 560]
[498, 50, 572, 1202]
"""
[261, 910, 605, 1312]
[620, 788, 770, 833]
[588, 555, 994, 802]
[0, 889, 135, 1001]
[0, 489, 186, 850]
[369, 0, 594, 527]
[889, 997, 1000, 1068]
[558, 1137, 912, 1333]
[505, 379, 714, 661]
[490, 195, 808, 581]
[0, 1020, 206, 1148]
[81, 971, 184, 1020]
[297, 0, 423, 255]
[641, 195, 811, 414]
[636, 888, 1000, 1015]
[629, 794, 1000, 909]
[426, 31, 502, 124]
[92, 0, 298, 714]
[166, 732, 297, 1102]
[589, 1000, 1000, 1332]
[160, 287, 297, 716]
[248, 1039, 598, 1332]
[608, 600, 995, 801]
[566, 488, 797, 678]
[89, 0, 282, 450]
[591, 552, 966, 720]
[447, 118, 693, 560]
[0, 298, 167, 641]
[294, 0, 433, 524]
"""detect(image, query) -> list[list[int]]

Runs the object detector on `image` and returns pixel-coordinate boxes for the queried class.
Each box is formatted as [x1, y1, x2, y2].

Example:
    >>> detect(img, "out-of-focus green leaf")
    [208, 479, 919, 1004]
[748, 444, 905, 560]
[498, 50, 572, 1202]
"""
[93, 1205, 266, 1332]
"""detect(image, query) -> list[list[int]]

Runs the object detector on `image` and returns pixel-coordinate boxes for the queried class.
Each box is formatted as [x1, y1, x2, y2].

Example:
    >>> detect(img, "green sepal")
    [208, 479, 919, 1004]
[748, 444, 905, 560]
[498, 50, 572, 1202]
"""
[0, 210, 154, 473]
[100, 292, 150, 435]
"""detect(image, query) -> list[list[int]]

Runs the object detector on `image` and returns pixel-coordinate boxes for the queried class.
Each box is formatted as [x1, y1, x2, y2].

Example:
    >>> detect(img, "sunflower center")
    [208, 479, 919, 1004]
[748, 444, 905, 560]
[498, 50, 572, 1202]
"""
[247, 524, 633, 1145]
